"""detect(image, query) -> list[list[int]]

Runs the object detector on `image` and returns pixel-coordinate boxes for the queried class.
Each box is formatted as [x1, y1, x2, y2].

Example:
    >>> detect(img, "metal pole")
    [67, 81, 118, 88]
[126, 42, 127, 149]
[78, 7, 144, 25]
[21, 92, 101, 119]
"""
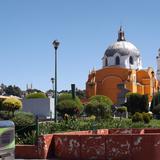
[52, 40, 59, 122]
[54, 48, 57, 122]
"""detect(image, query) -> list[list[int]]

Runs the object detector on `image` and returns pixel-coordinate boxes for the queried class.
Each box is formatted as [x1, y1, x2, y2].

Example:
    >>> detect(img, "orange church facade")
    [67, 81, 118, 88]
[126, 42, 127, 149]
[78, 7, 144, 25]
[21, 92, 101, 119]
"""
[86, 28, 158, 104]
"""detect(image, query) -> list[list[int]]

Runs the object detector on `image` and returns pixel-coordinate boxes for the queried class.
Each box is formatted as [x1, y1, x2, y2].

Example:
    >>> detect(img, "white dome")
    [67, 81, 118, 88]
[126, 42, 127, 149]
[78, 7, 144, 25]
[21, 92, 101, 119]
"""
[102, 27, 142, 70]
[105, 41, 140, 57]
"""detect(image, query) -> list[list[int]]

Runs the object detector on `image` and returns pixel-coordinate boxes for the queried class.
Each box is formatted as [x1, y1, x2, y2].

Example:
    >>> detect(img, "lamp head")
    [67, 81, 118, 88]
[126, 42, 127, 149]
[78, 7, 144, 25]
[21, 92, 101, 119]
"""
[51, 77, 55, 83]
[52, 40, 60, 50]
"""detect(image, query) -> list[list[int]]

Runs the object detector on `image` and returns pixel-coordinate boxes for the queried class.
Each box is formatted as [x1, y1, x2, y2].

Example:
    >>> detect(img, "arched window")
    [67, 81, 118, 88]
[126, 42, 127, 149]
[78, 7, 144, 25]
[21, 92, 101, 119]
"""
[129, 56, 134, 65]
[105, 58, 108, 66]
[115, 56, 120, 65]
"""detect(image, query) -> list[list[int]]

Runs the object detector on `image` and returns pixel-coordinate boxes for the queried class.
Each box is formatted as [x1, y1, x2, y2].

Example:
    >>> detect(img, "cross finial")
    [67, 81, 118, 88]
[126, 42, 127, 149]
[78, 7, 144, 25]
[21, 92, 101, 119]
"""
[117, 26, 126, 41]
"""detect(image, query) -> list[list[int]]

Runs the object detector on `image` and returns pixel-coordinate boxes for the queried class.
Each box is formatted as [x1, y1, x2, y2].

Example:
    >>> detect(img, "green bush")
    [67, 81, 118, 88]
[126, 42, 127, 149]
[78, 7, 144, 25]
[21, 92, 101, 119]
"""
[116, 106, 127, 120]
[150, 93, 160, 111]
[25, 92, 47, 99]
[152, 104, 160, 115]
[142, 112, 151, 123]
[117, 106, 127, 113]
[57, 93, 83, 117]
[132, 112, 143, 122]
[37, 118, 160, 136]
[89, 95, 113, 106]
[2, 98, 22, 116]
[126, 93, 149, 114]
[12, 111, 35, 126]
[13, 111, 36, 145]
[16, 131, 36, 144]
[85, 95, 113, 119]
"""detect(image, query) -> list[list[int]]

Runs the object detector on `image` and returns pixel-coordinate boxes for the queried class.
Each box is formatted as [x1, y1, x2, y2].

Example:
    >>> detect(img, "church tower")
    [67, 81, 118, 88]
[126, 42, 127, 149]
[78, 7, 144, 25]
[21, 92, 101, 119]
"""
[156, 48, 160, 80]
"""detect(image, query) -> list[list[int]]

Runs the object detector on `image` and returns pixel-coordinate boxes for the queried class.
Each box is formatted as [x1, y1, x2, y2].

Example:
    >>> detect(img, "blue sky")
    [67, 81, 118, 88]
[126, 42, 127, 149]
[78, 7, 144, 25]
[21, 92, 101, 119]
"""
[0, 0, 160, 91]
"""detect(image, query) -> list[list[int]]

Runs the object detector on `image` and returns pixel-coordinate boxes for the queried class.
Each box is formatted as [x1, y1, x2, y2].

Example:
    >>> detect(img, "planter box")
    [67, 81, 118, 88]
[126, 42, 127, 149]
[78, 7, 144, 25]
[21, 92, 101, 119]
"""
[22, 98, 54, 118]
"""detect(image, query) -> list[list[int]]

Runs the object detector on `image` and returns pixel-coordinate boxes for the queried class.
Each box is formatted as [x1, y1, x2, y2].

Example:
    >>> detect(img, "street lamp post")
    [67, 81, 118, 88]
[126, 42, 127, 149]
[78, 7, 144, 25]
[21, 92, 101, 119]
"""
[52, 40, 60, 122]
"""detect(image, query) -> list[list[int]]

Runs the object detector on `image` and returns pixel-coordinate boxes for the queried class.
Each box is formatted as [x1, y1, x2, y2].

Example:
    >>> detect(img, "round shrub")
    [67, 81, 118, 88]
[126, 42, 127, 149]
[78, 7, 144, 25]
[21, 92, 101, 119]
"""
[117, 106, 127, 114]
[132, 112, 143, 122]
[57, 93, 83, 117]
[89, 95, 113, 107]
[2, 98, 22, 116]
[85, 95, 113, 119]
[142, 112, 151, 123]
[25, 92, 47, 99]
[116, 106, 127, 120]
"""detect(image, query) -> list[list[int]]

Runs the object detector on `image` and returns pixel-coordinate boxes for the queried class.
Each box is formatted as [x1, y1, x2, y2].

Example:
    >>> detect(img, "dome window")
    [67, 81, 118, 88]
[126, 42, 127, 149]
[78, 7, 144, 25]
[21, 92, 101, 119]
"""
[105, 58, 108, 66]
[115, 56, 120, 65]
[129, 56, 134, 65]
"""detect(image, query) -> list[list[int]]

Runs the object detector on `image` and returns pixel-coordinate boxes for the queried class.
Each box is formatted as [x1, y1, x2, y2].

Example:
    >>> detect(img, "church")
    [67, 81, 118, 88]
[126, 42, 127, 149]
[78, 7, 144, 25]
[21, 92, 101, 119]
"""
[86, 27, 159, 104]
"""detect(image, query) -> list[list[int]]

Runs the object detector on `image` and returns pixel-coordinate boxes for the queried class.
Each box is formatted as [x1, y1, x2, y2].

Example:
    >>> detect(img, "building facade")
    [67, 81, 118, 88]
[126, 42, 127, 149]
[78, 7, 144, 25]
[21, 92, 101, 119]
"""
[86, 27, 158, 104]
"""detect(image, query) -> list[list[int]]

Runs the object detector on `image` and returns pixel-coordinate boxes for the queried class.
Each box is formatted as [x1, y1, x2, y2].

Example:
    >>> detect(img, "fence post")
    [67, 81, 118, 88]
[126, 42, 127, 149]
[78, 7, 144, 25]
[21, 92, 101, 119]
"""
[36, 115, 39, 143]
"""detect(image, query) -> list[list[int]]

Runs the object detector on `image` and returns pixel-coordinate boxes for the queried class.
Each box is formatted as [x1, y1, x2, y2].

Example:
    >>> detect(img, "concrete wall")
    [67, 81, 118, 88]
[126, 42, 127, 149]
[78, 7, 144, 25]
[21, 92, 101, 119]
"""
[15, 134, 54, 159]
[15, 129, 160, 160]
[54, 129, 160, 160]
[22, 98, 54, 118]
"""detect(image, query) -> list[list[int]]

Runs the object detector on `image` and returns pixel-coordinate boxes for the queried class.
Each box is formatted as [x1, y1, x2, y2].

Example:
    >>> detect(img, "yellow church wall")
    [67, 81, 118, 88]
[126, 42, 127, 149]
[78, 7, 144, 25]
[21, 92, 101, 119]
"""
[95, 67, 129, 82]
[125, 82, 133, 92]
[144, 85, 151, 95]
[136, 70, 150, 84]
[137, 84, 144, 94]
[101, 76, 122, 103]
[86, 66, 158, 103]
[142, 79, 150, 85]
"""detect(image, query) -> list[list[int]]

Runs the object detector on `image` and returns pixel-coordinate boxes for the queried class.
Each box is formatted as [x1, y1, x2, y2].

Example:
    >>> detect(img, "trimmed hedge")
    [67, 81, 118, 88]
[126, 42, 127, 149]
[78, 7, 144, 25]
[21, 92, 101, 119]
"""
[132, 112, 151, 123]
[57, 93, 83, 117]
[25, 92, 47, 99]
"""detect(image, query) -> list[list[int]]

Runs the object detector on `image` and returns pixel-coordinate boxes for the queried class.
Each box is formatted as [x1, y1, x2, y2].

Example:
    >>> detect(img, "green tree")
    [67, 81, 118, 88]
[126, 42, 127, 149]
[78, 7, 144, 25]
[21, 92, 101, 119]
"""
[85, 95, 113, 119]
[2, 98, 22, 117]
[59, 89, 86, 99]
[152, 104, 160, 115]
[150, 93, 160, 111]
[126, 93, 149, 114]
[57, 93, 83, 117]
[75, 89, 86, 99]
[4, 85, 22, 97]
